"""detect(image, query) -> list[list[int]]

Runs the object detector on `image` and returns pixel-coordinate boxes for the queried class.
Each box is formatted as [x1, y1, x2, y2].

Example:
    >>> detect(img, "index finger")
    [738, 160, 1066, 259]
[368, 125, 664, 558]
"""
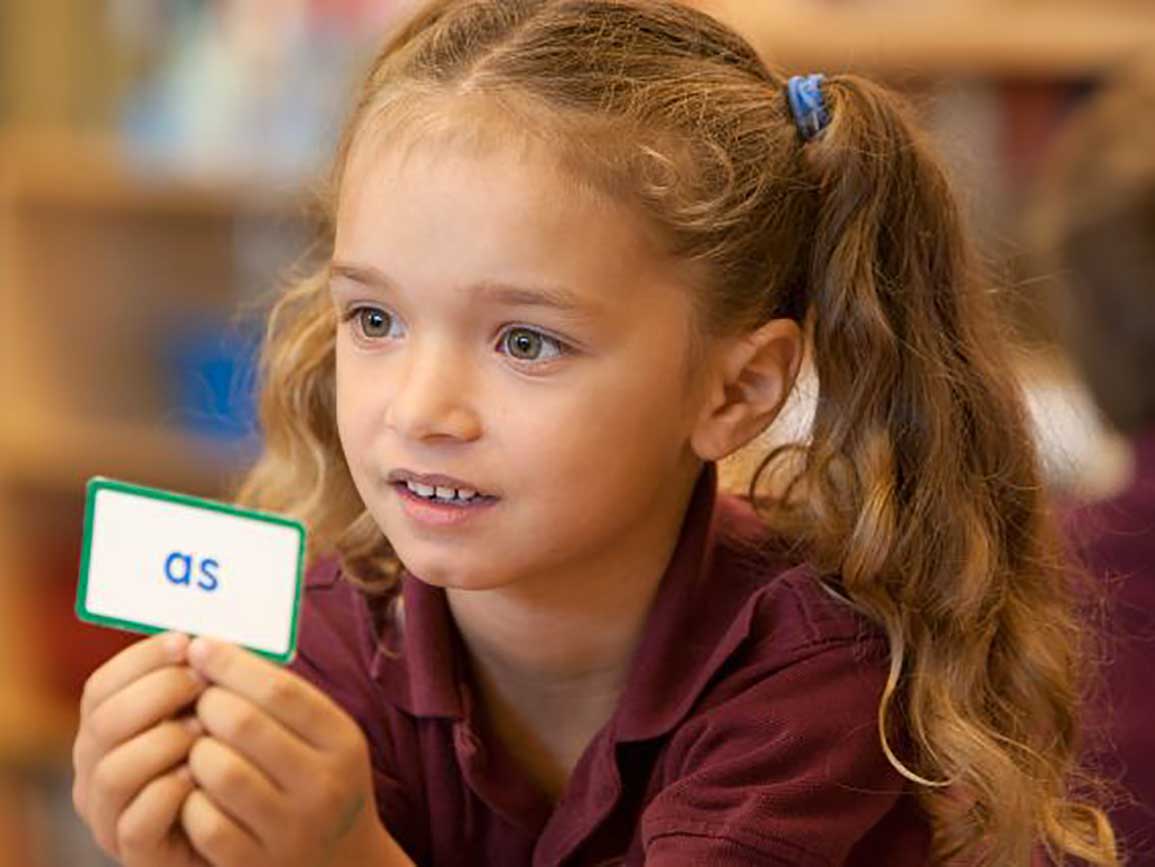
[81, 632, 191, 720]
[187, 637, 346, 750]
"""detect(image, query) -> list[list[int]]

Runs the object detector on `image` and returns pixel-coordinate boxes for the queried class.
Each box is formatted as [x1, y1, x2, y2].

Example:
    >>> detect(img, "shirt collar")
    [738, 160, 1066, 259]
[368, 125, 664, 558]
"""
[369, 557, 465, 718]
[368, 462, 778, 740]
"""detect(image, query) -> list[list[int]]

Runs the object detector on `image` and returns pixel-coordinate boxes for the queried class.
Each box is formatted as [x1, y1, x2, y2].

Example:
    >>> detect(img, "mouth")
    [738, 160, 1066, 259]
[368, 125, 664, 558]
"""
[386, 469, 498, 507]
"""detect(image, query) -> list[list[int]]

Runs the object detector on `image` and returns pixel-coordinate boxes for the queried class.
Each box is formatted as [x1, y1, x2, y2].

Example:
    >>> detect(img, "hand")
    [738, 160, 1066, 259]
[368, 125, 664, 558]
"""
[72, 630, 211, 866]
[180, 637, 408, 867]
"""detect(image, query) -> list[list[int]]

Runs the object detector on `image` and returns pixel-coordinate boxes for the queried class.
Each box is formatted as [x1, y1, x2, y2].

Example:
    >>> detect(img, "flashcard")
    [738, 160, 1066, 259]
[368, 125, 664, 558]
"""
[77, 477, 306, 664]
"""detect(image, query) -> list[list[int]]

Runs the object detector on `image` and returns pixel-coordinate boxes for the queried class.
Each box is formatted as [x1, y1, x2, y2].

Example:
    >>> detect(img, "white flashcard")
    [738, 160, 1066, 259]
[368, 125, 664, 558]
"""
[77, 477, 306, 664]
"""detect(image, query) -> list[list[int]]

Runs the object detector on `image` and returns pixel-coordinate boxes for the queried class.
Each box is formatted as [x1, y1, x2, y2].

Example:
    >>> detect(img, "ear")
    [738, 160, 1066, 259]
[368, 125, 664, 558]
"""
[690, 318, 803, 462]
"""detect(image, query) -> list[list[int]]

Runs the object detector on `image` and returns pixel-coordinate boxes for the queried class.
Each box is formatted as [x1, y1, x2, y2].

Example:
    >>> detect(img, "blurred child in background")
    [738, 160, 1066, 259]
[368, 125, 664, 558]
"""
[1036, 56, 1155, 867]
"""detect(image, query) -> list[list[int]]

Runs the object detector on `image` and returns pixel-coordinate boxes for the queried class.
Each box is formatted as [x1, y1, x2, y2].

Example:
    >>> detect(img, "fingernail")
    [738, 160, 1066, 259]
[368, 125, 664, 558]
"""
[163, 632, 189, 660]
[188, 637, 212, 667]
[175, 763, 192, 783]
[181, 716, 204, 737]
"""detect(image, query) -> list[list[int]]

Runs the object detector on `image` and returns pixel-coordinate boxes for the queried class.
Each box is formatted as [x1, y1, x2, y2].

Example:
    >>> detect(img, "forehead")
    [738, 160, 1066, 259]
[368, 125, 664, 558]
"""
[333, 118, 690, 313]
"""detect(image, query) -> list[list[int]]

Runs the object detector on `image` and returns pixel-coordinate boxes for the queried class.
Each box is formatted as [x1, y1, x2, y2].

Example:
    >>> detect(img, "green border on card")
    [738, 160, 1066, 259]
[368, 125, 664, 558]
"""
[77, 476, 307, 666]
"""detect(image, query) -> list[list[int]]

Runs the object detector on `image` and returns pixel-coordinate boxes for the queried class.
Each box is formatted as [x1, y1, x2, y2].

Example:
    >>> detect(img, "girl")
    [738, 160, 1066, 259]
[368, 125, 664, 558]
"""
[71, 1, 1118, 865]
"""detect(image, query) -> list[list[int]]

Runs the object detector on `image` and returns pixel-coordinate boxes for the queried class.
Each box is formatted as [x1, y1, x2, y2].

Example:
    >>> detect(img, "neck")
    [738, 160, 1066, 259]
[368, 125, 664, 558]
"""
[446, 466, 701, 703]
[445, 462, 705, 802]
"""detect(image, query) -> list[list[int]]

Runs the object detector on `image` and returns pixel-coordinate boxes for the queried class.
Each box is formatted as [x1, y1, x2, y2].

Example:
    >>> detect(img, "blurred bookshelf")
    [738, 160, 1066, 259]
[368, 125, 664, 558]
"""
[0, 124, 315, 865]
[0, 131, 304, 218]
[710, 1, 1155, 79]
[1, 0, 1150, 865]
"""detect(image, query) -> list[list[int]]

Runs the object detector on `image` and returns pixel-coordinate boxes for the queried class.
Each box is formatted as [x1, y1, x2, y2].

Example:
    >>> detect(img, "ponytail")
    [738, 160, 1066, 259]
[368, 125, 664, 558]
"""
[755, 75, 1118, 865]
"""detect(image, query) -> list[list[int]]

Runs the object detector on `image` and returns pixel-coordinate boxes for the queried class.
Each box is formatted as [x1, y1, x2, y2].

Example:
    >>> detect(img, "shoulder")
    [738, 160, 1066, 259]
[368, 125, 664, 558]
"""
[640, 496, 922, 864]
[713, 492, 886, 661]
[660, 490, 894, 762]
[694, 500, 891, 726]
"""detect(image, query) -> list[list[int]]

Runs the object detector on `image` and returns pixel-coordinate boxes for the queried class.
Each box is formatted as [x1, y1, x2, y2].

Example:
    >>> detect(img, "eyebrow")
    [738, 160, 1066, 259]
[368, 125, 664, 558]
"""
[329, 261, 596, 317]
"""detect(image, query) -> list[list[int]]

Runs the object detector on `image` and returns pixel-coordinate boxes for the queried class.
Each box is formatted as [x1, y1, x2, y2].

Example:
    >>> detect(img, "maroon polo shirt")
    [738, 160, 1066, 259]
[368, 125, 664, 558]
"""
[1067, 429, 1155, 867]
[288, 465, 931, 865]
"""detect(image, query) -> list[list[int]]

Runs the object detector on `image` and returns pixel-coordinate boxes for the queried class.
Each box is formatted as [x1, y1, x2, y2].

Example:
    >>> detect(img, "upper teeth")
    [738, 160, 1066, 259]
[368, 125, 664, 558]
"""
[406, 481, 479, 502]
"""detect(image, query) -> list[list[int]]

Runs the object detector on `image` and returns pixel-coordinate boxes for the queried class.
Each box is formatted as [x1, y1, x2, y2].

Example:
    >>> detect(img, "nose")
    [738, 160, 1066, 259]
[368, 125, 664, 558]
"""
[385, 338, 482, 443]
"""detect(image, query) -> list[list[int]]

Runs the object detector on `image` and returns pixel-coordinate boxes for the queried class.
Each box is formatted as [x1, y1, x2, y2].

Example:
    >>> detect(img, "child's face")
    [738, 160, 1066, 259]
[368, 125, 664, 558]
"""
[330, 134, 711, 591]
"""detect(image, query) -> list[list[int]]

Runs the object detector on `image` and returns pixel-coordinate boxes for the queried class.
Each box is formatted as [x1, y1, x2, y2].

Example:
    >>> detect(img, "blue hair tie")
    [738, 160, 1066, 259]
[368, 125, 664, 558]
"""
[787, 74, 830, 142]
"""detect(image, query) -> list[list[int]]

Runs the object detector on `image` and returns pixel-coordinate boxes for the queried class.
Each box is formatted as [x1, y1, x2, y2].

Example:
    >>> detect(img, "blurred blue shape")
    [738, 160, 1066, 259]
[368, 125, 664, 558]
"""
[161, 315, 262, 444]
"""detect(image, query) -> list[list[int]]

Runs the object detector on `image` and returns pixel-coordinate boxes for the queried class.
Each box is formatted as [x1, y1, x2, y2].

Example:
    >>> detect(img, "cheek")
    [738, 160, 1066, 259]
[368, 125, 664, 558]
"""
[334, 345, 356, 444]
[334, 344, 383, 465]
[522, 357, 695, 478]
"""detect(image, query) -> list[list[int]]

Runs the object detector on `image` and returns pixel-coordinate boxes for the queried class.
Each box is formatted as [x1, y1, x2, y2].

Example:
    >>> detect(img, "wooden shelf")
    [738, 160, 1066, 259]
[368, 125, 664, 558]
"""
[0, 412, 256, 498]
[708, 1, 1155, 79]
[0, 689, 77, 768]
[0, 128, 314, 219]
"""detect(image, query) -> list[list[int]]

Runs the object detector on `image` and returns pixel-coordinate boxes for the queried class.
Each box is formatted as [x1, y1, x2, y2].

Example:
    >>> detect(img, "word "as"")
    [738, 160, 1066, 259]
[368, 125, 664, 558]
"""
[164, 552, 221, 592]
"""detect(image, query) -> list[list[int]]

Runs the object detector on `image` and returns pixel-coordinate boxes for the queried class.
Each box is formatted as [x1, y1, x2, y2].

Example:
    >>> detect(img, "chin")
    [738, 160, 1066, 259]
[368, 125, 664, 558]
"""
[394, 549, 511, 592]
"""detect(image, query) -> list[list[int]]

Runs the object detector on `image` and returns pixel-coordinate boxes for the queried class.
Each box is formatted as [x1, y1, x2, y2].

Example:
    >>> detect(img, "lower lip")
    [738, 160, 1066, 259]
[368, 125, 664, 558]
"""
[392, 483, 498, 528]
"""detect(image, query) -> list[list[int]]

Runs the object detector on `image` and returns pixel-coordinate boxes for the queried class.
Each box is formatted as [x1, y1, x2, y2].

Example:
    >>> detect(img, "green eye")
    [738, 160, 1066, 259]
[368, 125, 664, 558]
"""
[501, 327, 567, 363]
[504, 328, 545, 360]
